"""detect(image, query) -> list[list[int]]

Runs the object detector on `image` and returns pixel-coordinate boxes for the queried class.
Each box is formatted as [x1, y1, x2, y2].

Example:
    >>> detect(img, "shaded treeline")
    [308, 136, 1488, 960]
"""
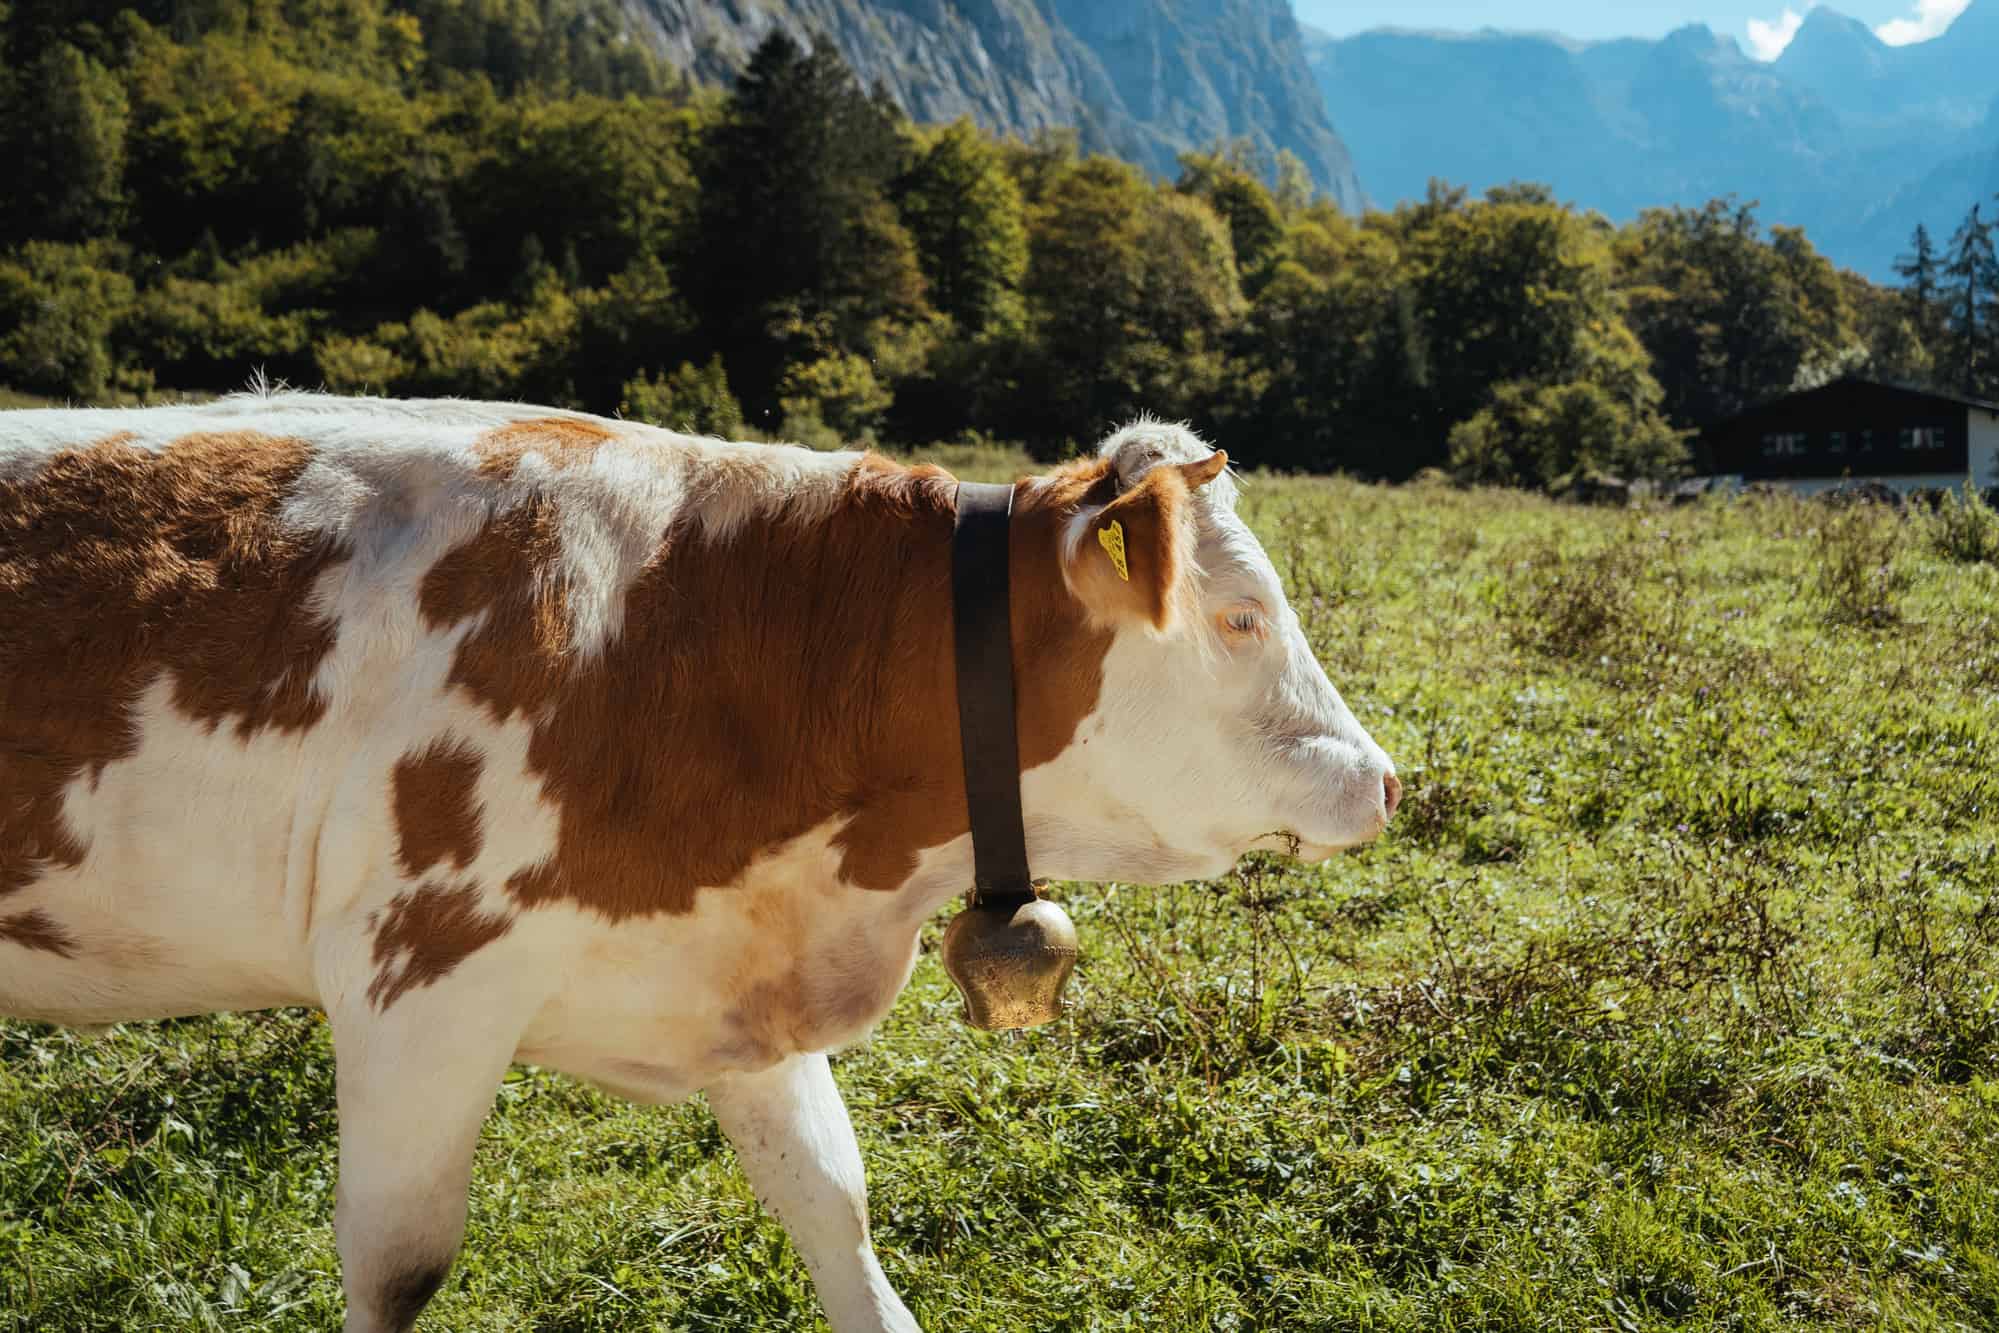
[0, 0, 1974, 483]
[1895, 207, 1999, 402]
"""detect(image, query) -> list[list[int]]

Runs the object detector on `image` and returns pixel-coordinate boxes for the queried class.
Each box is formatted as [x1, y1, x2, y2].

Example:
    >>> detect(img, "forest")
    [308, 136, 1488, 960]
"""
[4, 0, 1998, 487]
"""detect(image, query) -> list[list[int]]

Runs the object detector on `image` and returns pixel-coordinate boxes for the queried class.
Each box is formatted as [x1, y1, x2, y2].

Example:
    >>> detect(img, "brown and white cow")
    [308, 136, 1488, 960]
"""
[0, 393, 1398, 1332]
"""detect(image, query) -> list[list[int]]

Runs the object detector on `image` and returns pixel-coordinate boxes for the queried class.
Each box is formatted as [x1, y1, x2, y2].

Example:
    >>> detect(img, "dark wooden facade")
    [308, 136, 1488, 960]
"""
[1703, 378, 1993, 482]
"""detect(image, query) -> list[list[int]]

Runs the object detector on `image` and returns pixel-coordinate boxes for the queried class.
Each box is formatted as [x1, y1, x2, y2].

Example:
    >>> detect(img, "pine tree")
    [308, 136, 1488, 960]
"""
[1943, 203, 1998, 395]
[1893, 222, 1943, 370]
[0, 41, 128, 244]
[1985, 194, 1999, 398]
[684, 30, 921, 419]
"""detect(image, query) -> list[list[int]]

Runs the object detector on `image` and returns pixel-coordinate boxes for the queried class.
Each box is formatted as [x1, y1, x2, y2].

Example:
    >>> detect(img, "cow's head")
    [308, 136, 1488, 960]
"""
[1019, 422, 1398, 885]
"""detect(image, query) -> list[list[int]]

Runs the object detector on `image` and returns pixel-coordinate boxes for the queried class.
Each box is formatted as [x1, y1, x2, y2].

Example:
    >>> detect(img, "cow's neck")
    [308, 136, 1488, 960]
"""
[455, 451, 1115, 925]
[809, 457, 1117, 909]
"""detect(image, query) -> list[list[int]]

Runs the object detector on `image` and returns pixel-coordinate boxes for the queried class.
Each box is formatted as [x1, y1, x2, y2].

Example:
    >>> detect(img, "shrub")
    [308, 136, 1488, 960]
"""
[1448, 379, 1688, 491]
[621, 356, 745, 439]
[362, 274, 580, 403]
[124, 275, 312, 387]
[316, 335, 411, 394]
[778, 350, 891, 441]
[1926, 483, 1999, 565]
[0, 240, 142, 400]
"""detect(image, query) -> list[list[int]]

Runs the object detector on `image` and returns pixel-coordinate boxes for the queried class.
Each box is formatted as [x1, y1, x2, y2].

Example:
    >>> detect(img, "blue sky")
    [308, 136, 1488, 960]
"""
[1290, 1, 1973, 58]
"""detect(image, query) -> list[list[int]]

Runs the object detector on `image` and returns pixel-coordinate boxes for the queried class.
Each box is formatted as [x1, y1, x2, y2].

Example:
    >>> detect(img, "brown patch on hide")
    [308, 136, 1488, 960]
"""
[473, 417, 617, 480]
[392, 738, 486, 877]
[0, 908, 77, 956]
[367, 884, 514, 1009]
[0, 430, 344, 900]
[418, 447, 1131, 921]
[417, 501, 573, 717]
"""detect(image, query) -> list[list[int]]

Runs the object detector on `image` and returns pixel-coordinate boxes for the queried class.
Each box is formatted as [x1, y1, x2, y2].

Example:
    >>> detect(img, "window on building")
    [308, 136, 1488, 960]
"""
[1901, 426, 1947, 451]
[1828, 431, 1846, 454]
[1859, 429, 1875, 452]
[1762, 432, 1808, 458]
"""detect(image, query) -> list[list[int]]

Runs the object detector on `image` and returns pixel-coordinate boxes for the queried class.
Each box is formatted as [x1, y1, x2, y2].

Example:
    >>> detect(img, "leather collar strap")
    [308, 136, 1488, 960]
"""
[952, 481, 1038, 908]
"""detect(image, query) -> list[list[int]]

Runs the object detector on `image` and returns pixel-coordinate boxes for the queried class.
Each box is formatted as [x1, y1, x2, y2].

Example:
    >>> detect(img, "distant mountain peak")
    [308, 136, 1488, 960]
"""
[1303, 8, 1998, 280]
[1653, 22, 1757, 67]
[1775, 6, 1888, 87]
[1659, 22, 1726, 48]
[1793, 5, 1879, 40]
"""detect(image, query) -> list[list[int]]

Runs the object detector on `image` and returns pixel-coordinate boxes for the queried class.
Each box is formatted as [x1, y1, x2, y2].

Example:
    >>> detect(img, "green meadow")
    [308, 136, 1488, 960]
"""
[5, 462, 1999, 1331]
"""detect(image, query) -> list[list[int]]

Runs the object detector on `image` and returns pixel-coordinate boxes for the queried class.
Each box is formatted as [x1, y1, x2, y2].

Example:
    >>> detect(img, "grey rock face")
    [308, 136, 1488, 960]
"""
[620, 0, 1363, 208]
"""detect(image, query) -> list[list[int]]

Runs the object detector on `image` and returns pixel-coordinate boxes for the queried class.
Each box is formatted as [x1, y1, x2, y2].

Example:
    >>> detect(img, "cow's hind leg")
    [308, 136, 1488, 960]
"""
[326, 986, 524, 1333]
[706, 1052, 921, 1333]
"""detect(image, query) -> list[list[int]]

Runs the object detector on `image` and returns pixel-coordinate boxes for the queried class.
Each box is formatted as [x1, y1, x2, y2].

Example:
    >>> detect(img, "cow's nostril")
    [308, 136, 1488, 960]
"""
[1383, 773, 1403, 820]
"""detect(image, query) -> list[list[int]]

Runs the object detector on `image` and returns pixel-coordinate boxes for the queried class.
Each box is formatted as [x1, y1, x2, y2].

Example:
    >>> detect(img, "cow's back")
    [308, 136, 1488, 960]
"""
[0, 393, 833, 1025]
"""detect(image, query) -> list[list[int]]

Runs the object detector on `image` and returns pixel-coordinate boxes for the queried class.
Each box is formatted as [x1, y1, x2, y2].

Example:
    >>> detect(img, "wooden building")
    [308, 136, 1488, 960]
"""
[1703, 377, 1999, 497]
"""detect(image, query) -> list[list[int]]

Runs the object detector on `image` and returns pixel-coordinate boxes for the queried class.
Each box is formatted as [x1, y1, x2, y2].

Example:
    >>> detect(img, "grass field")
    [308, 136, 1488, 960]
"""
[5, 462, 1999, 1331]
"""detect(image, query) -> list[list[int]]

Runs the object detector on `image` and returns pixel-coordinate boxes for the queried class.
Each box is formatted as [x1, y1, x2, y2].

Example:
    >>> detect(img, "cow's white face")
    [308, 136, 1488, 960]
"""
[1026, 423, 1398, 885]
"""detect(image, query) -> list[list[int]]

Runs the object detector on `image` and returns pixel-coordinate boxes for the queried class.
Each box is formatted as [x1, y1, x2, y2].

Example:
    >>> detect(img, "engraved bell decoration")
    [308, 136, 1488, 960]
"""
[941, 891, 1078, 1030]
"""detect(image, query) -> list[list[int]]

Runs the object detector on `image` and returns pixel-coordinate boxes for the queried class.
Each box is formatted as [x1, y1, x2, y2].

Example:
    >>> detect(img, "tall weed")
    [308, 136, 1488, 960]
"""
[1499, 538, 1645, 661]
[1853, 850, 1999, 1080]
[1926, 484, 1999, 565]
[1813, 501, 1909, 626]
[1497, 526, 1690, 682]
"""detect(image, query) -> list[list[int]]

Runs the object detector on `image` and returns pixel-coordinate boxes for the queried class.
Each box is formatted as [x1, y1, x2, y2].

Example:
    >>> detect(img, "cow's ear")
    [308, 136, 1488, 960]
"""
[1066, 452, 1226, 632]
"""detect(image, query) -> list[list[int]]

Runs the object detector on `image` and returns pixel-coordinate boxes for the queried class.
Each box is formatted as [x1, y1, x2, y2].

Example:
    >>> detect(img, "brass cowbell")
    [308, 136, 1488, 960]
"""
[941, 891, 1078, 1030]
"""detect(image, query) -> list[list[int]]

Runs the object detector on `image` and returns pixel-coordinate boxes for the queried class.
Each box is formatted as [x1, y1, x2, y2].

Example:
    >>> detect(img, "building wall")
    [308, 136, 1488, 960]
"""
[1705, 473, 1968, 497]
[1775, 473, 1971, 498]
[1972, 409, 1999, 492]
[1703, 381, 1974, 481]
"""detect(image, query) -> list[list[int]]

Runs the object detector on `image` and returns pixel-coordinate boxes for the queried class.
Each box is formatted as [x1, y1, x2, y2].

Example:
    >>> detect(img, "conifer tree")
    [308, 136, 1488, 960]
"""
[0, 41, 128, 244]
[1893, 222, 1943, 366]
[1943, 204, 1996, 394]
[684, 30, 922, 420]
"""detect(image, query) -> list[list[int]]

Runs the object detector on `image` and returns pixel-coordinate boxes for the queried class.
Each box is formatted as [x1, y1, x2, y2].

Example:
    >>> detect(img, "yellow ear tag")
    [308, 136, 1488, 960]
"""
[1097, 520, 1130, 582]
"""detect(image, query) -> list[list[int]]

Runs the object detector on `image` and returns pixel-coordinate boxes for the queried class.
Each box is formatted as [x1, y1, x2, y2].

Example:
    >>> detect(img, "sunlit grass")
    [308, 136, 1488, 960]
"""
[5, 473, 1997, 1330]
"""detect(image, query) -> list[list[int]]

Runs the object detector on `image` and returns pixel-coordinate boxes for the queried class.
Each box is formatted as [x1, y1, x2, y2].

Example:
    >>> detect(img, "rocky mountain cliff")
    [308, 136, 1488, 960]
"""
[1303, 4, 1997, 278]
[624, 0, 1364, 210]
[1776, 2, 1999, 134]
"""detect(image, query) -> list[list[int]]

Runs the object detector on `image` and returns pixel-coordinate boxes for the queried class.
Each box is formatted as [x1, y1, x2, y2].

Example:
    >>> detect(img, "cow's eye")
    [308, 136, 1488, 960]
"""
[1218, 605, 1265, 641]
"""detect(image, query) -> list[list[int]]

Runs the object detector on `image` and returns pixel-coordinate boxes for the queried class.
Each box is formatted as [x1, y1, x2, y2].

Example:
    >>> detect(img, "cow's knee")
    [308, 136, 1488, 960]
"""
[341, 1251, 455, 1333]
[381, 1262, 451, 1326]
[332, 1083, 480, 1333]
[322, 969, 535, 1333]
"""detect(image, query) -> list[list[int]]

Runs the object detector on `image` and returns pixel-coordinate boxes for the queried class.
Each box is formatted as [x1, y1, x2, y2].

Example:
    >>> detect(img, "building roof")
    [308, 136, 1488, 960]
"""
[1715, 376, 1999, 426]
[1836, 376, 1999, 414]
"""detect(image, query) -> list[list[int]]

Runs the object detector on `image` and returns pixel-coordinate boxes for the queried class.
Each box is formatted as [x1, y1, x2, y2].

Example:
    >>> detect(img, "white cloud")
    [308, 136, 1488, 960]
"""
[1875, 0, 1971, 44]
[1746, 7, 1806, 59]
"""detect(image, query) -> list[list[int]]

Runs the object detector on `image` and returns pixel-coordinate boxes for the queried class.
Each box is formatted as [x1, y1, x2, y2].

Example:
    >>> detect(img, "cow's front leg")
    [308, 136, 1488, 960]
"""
[706, 1052, 921, 1333]
[326, 989, 522, 1333]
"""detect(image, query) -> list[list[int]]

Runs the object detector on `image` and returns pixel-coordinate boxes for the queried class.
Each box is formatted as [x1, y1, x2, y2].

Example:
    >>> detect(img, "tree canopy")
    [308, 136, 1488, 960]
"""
[0, 2, 1974, 488]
